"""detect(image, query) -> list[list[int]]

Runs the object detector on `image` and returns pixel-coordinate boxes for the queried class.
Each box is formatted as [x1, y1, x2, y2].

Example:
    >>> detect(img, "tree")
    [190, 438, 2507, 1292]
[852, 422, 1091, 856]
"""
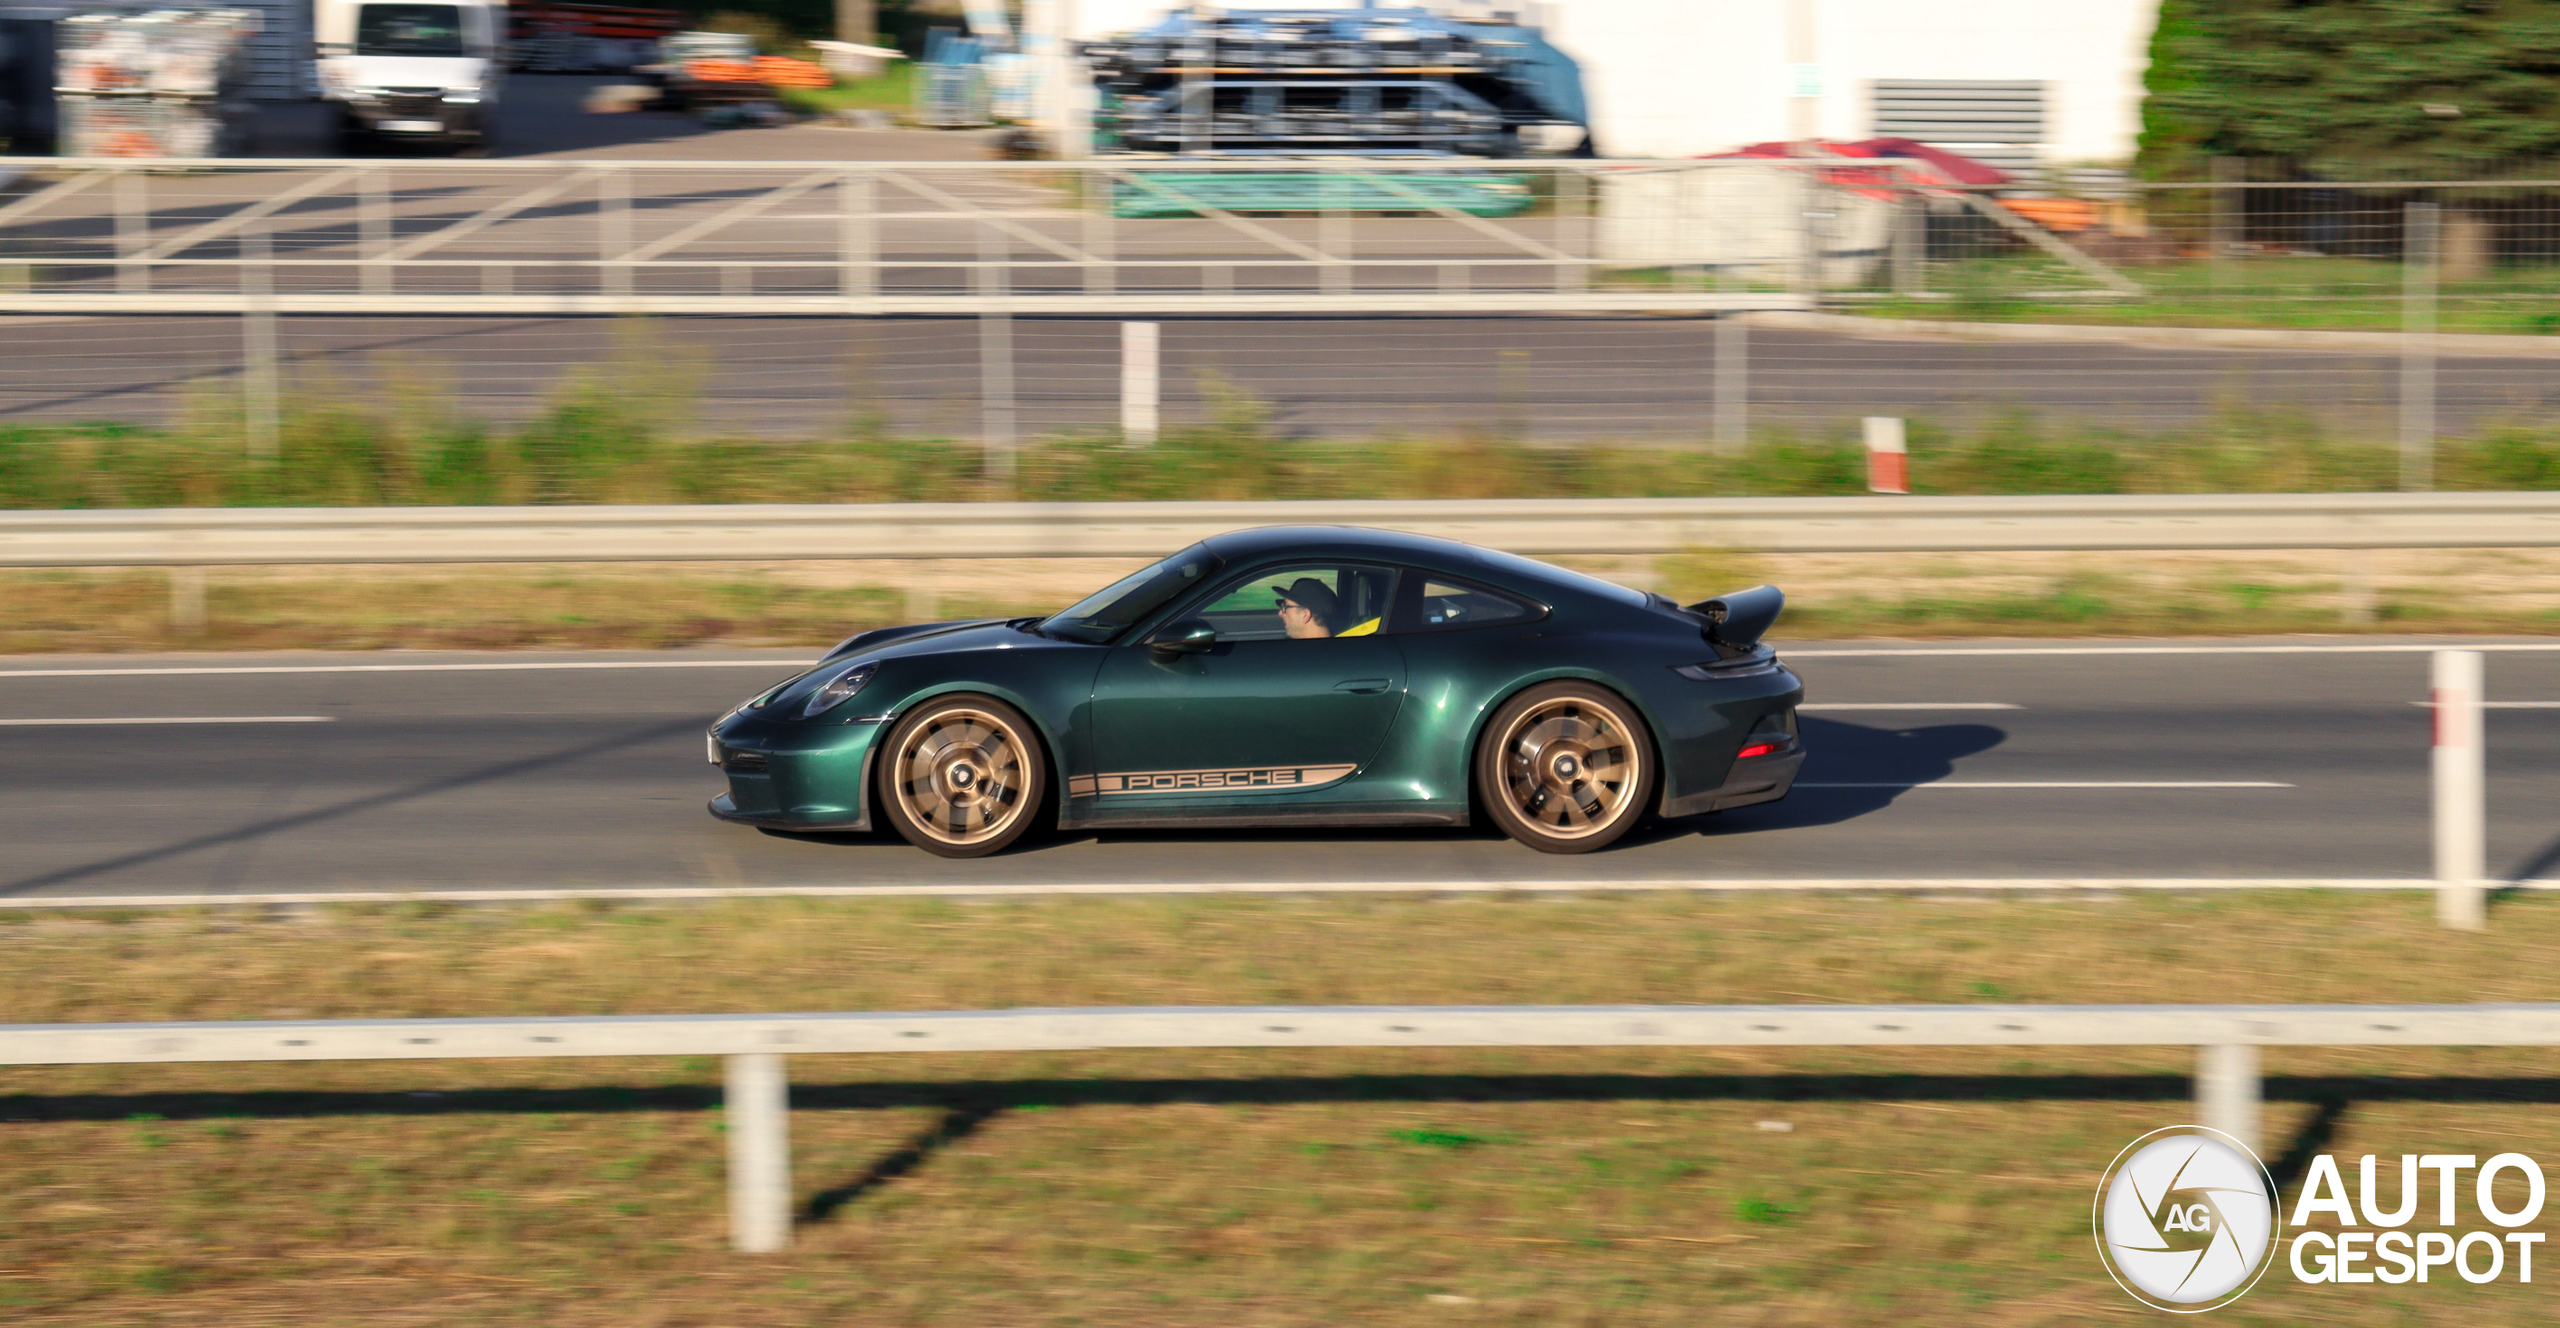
[2139, 0, 2560, 178]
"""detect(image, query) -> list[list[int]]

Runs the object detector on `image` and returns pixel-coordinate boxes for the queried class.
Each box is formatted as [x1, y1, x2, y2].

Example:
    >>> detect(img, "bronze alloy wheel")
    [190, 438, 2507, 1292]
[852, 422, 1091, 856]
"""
[878, 696, 1047, 857]
[1475, 681, 1656, 854]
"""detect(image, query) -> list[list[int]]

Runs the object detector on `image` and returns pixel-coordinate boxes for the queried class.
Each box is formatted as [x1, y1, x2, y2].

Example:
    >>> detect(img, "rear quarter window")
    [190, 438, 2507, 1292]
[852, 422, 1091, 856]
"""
[1469, 547, 1649, 608]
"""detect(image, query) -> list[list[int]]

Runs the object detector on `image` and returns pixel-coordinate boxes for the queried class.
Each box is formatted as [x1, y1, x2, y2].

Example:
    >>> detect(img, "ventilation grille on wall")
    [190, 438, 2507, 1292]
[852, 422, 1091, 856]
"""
[1871, 79, 2044, 175]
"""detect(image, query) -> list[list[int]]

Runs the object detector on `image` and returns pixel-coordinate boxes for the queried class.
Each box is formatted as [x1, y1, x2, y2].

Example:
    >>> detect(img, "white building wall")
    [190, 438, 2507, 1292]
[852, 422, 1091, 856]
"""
[1067, 0, 2159, 165]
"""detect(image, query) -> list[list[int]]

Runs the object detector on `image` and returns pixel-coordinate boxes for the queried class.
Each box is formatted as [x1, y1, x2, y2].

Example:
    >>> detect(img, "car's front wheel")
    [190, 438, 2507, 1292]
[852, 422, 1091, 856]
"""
[877, 695, 1046, 857]
[1475, 681, 1656, 853]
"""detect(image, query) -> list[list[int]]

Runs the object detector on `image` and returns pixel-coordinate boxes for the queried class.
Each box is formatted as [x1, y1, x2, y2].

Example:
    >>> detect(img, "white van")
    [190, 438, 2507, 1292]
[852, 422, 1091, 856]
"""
[315, 0, 502, 152]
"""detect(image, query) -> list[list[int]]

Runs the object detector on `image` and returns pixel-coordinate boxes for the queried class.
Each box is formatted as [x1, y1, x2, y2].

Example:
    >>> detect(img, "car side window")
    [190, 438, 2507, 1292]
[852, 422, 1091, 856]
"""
[1177, 563, 1399, 642]
[1401, 575, 1537, 632]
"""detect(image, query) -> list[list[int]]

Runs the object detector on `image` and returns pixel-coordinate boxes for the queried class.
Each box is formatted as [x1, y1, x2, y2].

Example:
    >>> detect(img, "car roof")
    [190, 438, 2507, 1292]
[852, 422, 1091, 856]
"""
[1200, 524, 1644, 607]
[1203, 524, 1489, 567]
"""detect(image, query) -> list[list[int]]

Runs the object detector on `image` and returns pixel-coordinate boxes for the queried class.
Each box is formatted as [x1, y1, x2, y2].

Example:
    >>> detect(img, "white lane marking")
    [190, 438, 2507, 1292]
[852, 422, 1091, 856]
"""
[1788, 643, 2560, 658]
[0, 660, 808, 679]
[1798, 780, 2293, 789]
[5, 878, 2546, 909]
[1797, 703, 2021, 711]
[2408, 701, 2560, 708]
[0, 716, 334, 726]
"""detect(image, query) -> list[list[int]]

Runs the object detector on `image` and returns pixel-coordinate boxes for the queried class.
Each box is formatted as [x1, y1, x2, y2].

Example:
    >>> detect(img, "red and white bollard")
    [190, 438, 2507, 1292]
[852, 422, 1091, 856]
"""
[2434, 649, 2487, 929]
[1863, 416, 1907, 494]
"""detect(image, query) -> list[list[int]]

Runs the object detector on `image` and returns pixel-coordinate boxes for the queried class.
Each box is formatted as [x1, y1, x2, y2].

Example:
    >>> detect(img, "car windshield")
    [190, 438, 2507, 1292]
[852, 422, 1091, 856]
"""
[1038, 544, 1223, 644]
[356, 4, 466, 56]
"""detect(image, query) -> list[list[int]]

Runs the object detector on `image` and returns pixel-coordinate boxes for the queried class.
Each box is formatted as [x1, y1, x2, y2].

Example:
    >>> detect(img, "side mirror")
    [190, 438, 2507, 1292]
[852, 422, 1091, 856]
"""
[1150, 620, 1217, 654]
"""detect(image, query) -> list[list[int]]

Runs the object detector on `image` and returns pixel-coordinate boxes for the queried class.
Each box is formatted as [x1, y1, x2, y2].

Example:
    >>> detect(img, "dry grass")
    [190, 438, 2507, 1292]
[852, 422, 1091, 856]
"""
[6, 891, 2560, 1325]
[8, 545, 2560, 655]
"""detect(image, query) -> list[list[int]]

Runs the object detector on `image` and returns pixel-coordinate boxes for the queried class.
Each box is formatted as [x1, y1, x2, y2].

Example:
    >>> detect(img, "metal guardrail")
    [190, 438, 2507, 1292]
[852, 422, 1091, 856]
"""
[6, 1001, 2551, 1251]
[5, 493, 2559, 569]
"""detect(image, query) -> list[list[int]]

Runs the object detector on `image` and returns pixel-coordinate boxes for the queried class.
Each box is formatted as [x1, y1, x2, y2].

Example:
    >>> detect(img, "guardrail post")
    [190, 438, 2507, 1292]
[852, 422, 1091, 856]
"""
[2435, 648, 2487, 929]
[241, 220, 280, 461]
[2401, 201, 2439, 492]
[2196, 1043, 2259, 1153]
[1121, 321, 1159, 444]
[725, 1052, 791, 1252]
[1714, 313, 1747, 450]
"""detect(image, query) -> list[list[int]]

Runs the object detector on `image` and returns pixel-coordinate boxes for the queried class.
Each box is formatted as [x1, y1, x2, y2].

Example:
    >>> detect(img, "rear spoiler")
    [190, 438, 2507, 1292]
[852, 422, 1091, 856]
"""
[1683, 585, 1785, 657]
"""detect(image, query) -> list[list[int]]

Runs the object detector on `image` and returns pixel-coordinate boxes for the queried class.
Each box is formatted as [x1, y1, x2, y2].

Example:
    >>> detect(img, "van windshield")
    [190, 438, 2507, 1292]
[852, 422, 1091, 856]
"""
[356, 3, 467, 56]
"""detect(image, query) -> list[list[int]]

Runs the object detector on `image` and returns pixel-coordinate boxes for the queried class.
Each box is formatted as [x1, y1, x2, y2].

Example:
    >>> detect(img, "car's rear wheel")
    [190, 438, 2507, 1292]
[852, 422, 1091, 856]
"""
[1474, 681, 1656, 854]
[878, 695, 1046, 857]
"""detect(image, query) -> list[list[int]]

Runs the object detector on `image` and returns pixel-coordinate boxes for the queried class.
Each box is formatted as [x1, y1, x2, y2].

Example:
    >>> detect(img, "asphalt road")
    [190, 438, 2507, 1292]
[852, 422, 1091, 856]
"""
[4, 640, 2556, 901]
[0, 312, 2526, 440]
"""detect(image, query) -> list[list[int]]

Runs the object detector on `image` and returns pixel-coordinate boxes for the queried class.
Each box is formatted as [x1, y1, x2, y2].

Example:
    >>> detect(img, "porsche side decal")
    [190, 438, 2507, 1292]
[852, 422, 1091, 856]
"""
[1069, 764, 1358, 797]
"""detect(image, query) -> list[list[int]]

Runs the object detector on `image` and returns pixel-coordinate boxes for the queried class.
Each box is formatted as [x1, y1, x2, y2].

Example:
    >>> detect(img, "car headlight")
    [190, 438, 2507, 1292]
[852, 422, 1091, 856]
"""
[801, 661, 877, 718]
[443, 92, 481, 104]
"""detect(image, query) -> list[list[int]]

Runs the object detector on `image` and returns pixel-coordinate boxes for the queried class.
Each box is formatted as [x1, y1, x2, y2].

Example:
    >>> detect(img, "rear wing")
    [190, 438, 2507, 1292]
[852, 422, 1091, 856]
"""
[1683, 585, 1785, 657]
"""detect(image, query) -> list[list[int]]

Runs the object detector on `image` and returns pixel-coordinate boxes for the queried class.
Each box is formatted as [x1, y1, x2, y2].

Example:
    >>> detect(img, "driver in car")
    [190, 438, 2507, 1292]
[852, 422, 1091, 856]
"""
[1273, 578, 1339, 639]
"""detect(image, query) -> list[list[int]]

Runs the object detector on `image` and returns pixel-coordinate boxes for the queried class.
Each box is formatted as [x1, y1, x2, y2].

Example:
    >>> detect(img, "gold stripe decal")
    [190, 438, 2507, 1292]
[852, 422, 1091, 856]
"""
[1070, 764, 1357, 797]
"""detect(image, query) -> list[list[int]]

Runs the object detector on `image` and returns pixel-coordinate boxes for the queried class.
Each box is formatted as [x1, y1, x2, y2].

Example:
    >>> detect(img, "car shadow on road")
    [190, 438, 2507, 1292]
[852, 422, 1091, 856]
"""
[767, 718, 2008, 858]
[1621, 717, 2009, 848]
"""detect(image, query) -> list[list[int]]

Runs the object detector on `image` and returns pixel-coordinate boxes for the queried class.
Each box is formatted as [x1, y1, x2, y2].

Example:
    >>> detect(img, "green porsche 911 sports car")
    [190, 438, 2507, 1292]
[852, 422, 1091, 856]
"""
[707, 525, 1804, 857]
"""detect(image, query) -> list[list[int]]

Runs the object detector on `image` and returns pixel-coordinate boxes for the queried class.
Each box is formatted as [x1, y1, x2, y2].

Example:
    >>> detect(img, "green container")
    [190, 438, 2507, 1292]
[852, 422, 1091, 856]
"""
[1110, 172, 1535, 218]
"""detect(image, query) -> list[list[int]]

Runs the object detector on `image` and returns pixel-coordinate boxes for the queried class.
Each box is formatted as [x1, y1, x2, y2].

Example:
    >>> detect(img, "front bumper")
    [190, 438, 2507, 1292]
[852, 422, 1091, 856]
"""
[704, 716, 881, 832]
[345, 97, 483, 137]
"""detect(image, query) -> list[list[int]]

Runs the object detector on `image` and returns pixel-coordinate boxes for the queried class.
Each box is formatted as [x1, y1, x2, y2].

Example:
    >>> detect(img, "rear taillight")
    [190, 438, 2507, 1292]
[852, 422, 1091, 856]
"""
[1736, 743, 1778, 760]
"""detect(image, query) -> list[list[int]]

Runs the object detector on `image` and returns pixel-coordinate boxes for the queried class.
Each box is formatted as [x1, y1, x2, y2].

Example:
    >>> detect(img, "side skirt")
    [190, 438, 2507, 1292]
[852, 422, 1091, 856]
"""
[1059, 806, 1469, 831]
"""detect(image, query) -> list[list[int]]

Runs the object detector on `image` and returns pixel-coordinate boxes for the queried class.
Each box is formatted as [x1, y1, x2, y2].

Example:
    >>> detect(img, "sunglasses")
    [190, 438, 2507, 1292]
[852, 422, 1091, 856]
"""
[1275, 598, 1306, 612]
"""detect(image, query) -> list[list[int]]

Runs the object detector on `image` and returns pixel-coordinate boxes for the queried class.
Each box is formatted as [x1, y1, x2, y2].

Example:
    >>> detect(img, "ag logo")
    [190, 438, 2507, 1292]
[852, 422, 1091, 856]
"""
[2094, 1126, 2281, 1311]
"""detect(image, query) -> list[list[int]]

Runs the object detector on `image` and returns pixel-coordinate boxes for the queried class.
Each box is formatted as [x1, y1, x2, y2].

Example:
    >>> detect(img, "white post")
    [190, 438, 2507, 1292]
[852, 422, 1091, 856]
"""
[2435, 648, 2487, 929]
[1713, 314, 1746, 451]
[1121, 320, 1159, 444]
[1863, 416, 1907, 494]
[725, 1053, 791, 1252]
[2196, 1044, 2260, 1155]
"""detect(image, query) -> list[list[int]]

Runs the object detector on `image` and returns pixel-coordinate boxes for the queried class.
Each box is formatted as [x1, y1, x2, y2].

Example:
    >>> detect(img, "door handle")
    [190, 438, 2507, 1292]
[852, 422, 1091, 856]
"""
[1333, 678, 1392, 694]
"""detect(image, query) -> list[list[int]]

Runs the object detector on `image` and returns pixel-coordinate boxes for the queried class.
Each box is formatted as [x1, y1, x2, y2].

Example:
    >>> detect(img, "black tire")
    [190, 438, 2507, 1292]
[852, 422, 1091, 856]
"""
[876, 694, 1047, 858]
[1473, 681, 1657, 854]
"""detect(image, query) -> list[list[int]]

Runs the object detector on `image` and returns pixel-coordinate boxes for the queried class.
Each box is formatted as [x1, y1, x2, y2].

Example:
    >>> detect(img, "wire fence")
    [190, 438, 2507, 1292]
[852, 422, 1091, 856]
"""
[3, 157, 2559, 490]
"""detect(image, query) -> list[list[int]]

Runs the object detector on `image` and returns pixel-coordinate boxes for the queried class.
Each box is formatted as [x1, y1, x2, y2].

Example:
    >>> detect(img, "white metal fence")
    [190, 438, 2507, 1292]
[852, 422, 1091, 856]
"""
[7, 1000, 2552, 1251]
